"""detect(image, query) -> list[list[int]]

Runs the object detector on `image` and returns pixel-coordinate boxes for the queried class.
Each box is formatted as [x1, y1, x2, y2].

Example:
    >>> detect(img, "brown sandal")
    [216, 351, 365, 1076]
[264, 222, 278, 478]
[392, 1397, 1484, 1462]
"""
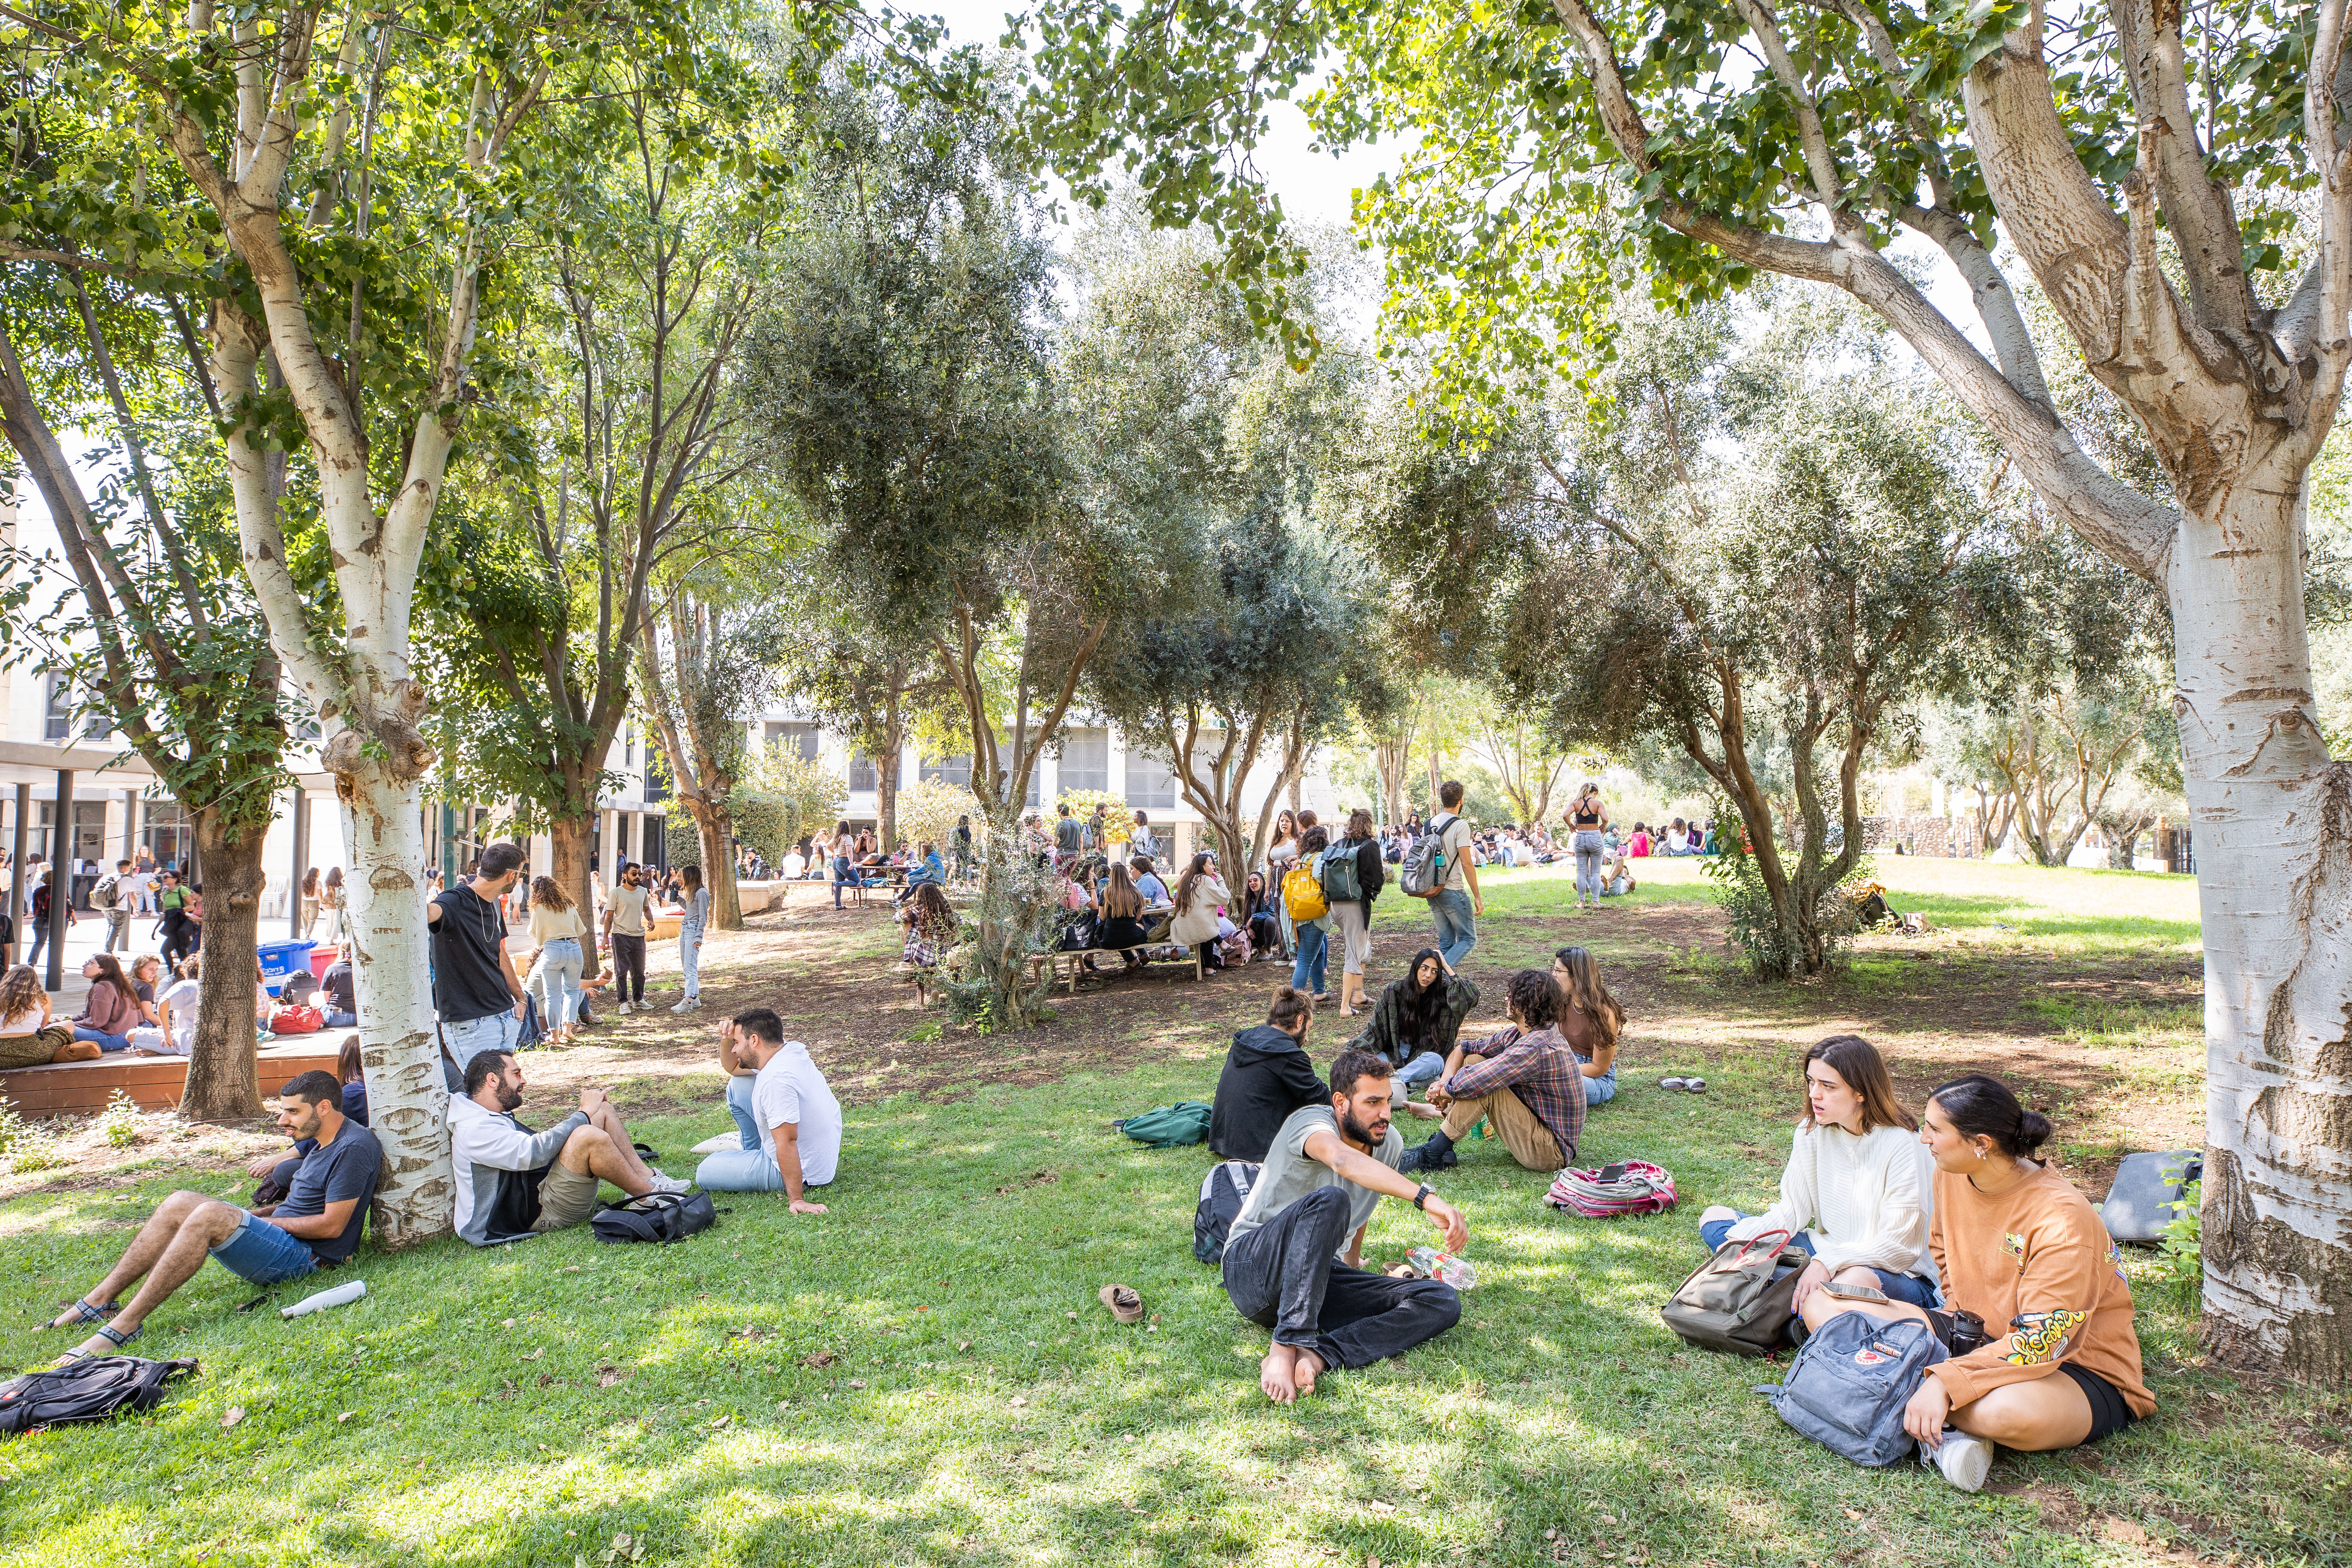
[1098, 1284, 1144, 1324]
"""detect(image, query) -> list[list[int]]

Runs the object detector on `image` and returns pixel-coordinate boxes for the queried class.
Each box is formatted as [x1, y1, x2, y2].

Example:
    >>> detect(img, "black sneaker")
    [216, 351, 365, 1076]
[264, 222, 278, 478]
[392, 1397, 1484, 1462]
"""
[1398, 1140, 1458, 1173]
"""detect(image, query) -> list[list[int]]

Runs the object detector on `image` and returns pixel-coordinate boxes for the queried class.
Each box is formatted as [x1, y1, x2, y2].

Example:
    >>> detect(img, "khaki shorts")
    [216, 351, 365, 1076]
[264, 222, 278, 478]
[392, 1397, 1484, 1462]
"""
[532, 1161, 602, 1232]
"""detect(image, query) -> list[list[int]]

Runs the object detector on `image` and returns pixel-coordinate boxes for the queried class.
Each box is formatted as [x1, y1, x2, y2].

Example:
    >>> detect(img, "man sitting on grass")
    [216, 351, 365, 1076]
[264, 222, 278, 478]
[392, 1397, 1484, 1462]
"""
[1208, 985, 1329, 1162]
[450, 1051, 686, 1246]
[1400, 969, 1587, 1175]
[695, 1008, 840, 1213]
[45, 1071, 382, 1358]
[1222, 1049, 1469, 1404]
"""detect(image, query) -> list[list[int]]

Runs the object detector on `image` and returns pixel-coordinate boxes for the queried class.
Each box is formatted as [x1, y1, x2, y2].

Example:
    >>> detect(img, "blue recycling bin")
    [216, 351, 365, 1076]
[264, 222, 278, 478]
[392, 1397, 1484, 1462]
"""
[256, 939, 319, 997]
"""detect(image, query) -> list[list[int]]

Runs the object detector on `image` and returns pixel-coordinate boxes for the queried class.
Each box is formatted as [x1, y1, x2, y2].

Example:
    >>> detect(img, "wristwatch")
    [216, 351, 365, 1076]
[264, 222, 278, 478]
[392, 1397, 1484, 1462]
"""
[1413, 1183, 1434, 1211]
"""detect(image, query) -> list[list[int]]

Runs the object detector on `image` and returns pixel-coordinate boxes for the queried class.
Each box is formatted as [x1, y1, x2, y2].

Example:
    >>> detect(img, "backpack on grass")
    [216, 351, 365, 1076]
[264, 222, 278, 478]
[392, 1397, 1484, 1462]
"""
[0, 1356, 199, 1436]
[1544, 1160, 1678, 1217]
[1317, 843, 1363, 905]
[1193, 1160, 1262, 1263]
[1661, 1229, 1807, 1356]
[1114, 1101, 1212, 1148]
[1755, 1311, 1947, 1467]
[591, 1189, 717, 1245]
[1281, 865, 1327, 922]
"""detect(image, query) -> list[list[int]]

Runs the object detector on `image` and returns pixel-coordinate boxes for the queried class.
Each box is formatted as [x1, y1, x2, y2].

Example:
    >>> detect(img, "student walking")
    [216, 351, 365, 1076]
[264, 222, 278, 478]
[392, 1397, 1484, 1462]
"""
[1565, 782, 1610, 908]
[1417, 781, 1483, 967]
[672, 864, 710, 1014]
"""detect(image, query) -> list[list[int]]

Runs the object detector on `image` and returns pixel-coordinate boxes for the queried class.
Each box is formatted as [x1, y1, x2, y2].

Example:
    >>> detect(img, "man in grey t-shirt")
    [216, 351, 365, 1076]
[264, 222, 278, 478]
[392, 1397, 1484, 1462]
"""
[1222, 1047, 1470, 1403]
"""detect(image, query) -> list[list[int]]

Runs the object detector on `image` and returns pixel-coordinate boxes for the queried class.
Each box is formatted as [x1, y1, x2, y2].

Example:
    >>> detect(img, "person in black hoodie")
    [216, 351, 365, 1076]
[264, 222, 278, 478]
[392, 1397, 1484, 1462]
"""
[1210, 988, 1329, 1161]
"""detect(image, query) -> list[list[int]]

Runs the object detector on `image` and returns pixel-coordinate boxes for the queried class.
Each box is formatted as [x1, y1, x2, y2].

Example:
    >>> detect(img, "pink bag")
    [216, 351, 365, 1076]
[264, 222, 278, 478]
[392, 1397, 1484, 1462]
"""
[1544, 1159, 1677, 1217]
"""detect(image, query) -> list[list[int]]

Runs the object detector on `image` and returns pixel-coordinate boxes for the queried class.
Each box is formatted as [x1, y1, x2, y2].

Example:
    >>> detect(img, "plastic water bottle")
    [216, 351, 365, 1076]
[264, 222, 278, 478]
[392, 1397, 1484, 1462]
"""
[1405, 1247, 1478, 1290]
[281, 1280, 367, 1318]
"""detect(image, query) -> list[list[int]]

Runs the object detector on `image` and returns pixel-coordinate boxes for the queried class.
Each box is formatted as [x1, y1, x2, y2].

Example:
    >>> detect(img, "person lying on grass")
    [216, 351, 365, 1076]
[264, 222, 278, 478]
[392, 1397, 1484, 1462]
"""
[46, 1071, 382, 1360]
[1552, 946, 1626, 1108]
[695, 1008, 840, 1213]
[1400, 969, 1586, 1175]
[1789, 1072, 2153, 1494]
[1209, 985, 1329, 1163]
[451, 1050, 686, 1246]
[1697, 1033, 1941, 1313]
[1222, 1049, 1468, 1405]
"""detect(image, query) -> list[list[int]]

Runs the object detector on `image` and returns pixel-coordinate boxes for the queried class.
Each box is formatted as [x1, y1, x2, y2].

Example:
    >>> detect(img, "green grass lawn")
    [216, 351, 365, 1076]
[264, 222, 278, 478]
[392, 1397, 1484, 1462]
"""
[1, 856, 2342, 1568]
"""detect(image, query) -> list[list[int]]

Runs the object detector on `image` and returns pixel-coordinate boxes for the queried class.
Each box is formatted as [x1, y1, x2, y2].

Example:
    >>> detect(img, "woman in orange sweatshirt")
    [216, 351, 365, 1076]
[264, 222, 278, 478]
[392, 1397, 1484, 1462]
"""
[1797, 1072, 2153, 1491]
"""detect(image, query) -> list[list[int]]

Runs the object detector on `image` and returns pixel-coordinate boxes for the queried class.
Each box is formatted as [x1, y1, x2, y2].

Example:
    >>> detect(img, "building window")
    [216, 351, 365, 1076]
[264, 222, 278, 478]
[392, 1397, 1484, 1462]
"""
[43, 673, 70, 741]
[848, 752, 878, 791]
[84, 706, 113, 741]
[1125, 744, 1179, 811]
[920, 753, 973, 788]
[765, 720, 821, 762]
[625, 722, 636, 768]
[1058, 726, 1109, 793]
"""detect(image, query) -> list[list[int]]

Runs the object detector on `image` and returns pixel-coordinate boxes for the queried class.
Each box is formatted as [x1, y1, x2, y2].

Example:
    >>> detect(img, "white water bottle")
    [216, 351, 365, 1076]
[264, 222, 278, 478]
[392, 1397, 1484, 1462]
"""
[281, 1279, 367, 1319]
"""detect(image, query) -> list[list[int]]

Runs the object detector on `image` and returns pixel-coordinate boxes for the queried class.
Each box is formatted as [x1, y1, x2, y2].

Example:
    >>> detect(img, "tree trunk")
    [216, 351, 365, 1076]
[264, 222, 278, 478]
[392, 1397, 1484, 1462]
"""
[334, 756, 447, 1249]
[180, 808, 266, 1122]
[548, 813, 599, 979]
[2168, 481, 2351, 1383]
[683, 792, 742, 928]
[877, 746, 902, 853]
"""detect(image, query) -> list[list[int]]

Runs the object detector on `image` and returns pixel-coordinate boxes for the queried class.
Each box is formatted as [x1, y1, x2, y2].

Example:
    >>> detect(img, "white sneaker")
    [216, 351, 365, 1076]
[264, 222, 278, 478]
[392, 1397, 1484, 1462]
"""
[645, 1170, 690, 1194]
[671, 997, 695, 1014]
[616, 1001, 632, 1016]
[1926, 1430, 1992, 1493]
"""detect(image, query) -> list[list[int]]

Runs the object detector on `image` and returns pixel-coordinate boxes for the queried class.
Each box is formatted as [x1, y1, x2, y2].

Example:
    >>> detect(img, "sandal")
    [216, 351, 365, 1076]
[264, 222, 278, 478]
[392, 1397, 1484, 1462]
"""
[1657, 1077, 1688, 1090]
[1684, 1077, 1706, 1093]
[59, 1321, 142, 1361]
[50, 1298, 119, 1330]
[1098, 1284, 1144, 1324]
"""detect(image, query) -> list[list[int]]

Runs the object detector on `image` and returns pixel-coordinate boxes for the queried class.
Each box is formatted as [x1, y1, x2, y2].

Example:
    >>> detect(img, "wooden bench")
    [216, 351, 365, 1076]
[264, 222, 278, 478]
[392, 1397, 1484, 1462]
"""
[1024, 945, 1204, 995]
[2, 1038, 351, 1118]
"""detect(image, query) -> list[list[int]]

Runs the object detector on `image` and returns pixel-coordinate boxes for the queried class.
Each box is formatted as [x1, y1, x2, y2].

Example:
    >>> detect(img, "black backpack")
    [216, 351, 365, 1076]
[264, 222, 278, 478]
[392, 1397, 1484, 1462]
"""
[0, 1355, 199, 1436]
[591, 1189, 717, 1244]
[1192, 1161, 1261, 1264]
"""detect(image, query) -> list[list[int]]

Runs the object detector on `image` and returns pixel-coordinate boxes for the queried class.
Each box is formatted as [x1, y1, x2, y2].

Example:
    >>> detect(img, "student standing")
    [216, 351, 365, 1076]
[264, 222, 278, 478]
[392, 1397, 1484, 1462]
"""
[523, 876, 588, 1046]
[1418, 781, 1483, 967]
[671, 863, 710, 1014]
[1328, 810, 1385, 1016]
[1565, 783, 1609, 907]
[1285, 826, 1333, 1001]
[424, 842, 530, 1087]
[602, 864, 650, 1014]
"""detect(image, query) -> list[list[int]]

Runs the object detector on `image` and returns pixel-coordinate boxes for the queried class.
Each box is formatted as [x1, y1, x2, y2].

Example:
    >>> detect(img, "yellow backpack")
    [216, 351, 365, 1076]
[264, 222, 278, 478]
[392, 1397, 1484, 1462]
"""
[1281, 864, 1328, 922]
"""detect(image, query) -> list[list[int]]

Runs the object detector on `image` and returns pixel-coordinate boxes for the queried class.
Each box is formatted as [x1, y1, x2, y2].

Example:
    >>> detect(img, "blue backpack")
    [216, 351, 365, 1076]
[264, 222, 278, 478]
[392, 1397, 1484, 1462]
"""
[1756, 1313, 1948, 1467]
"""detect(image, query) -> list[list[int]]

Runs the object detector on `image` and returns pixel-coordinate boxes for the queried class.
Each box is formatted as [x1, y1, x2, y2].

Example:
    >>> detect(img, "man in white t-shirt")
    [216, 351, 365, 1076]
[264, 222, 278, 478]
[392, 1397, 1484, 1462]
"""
[1415, 779, 1484, 969]
[695, 1008, 840, 1212]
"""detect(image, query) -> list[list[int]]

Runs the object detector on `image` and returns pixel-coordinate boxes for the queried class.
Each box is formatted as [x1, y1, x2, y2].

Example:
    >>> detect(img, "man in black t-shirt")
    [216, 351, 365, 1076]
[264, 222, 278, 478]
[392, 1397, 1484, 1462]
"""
[46, 1071, 383, 1360]
[425, 841, 529, 1089]
[320, 954, 357, 1027]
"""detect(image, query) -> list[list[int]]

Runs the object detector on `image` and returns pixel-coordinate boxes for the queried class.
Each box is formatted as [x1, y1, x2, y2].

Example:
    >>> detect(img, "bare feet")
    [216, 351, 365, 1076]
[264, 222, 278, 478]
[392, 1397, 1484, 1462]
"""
[1291, 1347, 1327, 1398]
[1259, 1344, 1300, 1404]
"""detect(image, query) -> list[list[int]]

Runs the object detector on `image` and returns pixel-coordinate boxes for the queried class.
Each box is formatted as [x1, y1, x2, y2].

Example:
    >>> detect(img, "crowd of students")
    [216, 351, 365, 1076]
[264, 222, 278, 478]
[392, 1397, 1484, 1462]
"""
[21, 813, 2147, 1501]
[1201, 963, 2149, 1487]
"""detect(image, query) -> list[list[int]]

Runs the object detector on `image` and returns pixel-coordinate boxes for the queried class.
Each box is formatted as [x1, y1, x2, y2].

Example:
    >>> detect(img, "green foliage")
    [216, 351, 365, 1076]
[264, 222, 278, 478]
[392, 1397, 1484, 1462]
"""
[1701, 827, 1866, 979]
[101, 1089, 141, 1149]
[749, 746, 851, 850]
[939, 818, 1063, 1033]
[2158, 1178, 2204, 1305]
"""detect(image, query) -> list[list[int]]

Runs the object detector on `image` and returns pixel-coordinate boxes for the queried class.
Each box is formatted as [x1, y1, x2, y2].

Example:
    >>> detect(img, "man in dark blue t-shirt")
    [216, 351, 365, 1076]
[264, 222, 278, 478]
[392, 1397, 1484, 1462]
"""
[46, 1071, 383, 1360]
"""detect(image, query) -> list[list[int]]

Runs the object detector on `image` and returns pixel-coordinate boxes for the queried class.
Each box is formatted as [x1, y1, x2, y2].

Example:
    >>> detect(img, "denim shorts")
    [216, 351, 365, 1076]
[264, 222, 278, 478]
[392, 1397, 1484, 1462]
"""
[210, 1211, 319, 1286]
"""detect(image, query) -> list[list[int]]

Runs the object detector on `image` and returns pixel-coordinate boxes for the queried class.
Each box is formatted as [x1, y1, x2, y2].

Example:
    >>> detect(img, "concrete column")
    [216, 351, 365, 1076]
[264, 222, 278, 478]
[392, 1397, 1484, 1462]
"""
[6, 782, 26, 966]
[47, 769, 73, 992]
[120, 789, 138, 859]
[290, 788, 309, 939]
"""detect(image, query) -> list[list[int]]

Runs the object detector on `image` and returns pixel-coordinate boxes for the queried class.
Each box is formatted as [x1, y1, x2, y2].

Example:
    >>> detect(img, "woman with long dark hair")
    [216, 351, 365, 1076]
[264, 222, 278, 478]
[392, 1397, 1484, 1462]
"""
[300, 867, 322, 937]
[1552, 946, 1627, 1106]
[0, 964, 96, 1067]
[318, 865, 346, 944]
[1169, 851, 1232, 973]
[1349, 947, 1478, 1094]
[1090, 861, 1153, 971]
[671, 864, 709, 1014]
[71, 954, 144, 1053]
[1240, 870, 1282, 956]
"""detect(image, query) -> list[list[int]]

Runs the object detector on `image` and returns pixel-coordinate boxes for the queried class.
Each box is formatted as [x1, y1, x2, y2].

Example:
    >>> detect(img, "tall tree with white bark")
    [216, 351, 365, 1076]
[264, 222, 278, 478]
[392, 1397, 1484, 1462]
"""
[1018, 0, 2352, 1377]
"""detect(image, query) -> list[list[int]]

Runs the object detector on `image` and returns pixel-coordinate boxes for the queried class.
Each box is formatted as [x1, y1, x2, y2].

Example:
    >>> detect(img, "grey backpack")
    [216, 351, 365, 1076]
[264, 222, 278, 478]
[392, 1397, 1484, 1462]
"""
[1399, 814, 1457, 898]
[1756, 1312, 1947, 1467]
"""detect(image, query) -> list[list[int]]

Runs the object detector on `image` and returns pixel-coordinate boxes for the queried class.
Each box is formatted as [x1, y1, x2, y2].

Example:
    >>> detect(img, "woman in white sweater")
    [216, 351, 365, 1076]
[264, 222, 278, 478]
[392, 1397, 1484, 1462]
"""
[1697, 1033, 1941, 1311]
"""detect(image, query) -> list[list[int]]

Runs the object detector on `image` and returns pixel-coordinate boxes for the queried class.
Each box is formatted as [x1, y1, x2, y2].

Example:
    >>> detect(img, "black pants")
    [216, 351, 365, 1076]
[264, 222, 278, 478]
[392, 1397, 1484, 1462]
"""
[160, 912, 195, 968]
[1221, 1186, 1461, 1370]
[609, 933, 646, 1004]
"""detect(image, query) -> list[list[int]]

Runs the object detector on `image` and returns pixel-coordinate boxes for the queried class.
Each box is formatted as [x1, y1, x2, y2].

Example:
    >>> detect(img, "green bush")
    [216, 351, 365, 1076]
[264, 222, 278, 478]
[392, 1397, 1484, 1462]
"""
[1700, 819, 1865, 978]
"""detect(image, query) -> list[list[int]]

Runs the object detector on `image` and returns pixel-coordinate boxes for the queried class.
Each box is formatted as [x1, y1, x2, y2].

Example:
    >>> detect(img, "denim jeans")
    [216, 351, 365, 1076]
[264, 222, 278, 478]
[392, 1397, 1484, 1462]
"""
[1397, 1051, 1446, 1092]
[725, 1072, 761, 1151]
[680, 930, 702, 997]
[528, 937, 583, 1031]
[1699, 1213, 1818, 1255]
[1221, 1186, 1461, 1369]
[1289, 920, 1329, 995]
[1583, 1064, 1618, 1106]
[441, 1009, 524, 1090]
[1574, 831, 1606, 902]
[322, 1010, 357, 1029]
[1696, 1215, 1938, 1307]
[1428, 887, 1476, 967]
[74, 1026, 132, 1053]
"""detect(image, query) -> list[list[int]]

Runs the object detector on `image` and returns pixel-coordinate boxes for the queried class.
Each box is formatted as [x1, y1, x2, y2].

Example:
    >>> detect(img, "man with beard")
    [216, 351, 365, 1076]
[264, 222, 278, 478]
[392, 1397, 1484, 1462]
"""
[1221, 1049, 1470, 1404]
[450, 1051, 686, 1246]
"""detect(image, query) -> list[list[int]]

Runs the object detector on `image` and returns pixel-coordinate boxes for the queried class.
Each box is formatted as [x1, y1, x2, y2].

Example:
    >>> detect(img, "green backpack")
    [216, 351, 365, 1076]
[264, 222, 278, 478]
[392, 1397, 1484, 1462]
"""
[1115, 1101, 1213, 1148]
